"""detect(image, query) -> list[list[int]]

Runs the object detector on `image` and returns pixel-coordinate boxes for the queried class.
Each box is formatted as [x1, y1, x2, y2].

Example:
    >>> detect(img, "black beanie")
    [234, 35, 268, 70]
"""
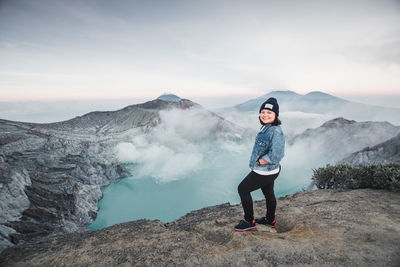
[259, 97, 279, 116]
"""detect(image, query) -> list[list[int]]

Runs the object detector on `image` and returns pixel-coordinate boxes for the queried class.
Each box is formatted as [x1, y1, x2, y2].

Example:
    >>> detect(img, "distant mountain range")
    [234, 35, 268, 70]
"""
[232, 90, 400, 125]
[234, 91, 346, 112]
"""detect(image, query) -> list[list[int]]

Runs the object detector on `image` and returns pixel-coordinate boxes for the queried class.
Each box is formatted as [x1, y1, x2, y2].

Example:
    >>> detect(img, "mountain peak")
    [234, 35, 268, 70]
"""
[305, 91, 331, 96]
[304, 91, 347, 103]
[264, 90, 301, 98]
[321, 117, 356, 128]
[157, 94, 182, 102]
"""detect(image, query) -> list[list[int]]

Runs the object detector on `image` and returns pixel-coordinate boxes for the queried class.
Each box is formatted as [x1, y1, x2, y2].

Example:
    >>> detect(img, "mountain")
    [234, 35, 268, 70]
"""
[35, 98, 198, 136]
[231, 90, 400, 125]
[233, 90, 303, 111]
[287, 117, 400, 163]
[1, 189, 399, 266]
[0, 96, 248, 250]
[234, 90, 348, 113]
[341, 133, 400, 165]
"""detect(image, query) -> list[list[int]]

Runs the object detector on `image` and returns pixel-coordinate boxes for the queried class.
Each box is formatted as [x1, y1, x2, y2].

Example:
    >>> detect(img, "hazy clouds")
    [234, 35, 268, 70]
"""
[1, 0, 399, 101]
[115, 107, 250, 182]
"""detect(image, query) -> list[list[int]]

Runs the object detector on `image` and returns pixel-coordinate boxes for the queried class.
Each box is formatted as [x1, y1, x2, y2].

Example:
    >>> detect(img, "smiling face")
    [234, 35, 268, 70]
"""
[259, 109, 276, 125]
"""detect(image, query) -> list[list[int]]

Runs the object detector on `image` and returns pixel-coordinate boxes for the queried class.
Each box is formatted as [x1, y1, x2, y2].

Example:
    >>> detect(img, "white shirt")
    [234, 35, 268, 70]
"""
[252, 166, 280, 176]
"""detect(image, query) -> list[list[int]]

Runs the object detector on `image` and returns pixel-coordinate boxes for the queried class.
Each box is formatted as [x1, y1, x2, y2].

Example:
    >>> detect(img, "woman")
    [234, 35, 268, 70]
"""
[235, 97, 285, 231]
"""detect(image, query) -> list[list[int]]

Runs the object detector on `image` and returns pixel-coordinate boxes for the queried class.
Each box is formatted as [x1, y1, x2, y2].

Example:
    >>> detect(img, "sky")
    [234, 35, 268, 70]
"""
[0, 0, 400, 104]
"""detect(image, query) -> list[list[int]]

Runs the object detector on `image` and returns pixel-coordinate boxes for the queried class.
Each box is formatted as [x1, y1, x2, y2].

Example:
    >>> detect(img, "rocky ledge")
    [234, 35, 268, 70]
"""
[1, 189, 399, 266]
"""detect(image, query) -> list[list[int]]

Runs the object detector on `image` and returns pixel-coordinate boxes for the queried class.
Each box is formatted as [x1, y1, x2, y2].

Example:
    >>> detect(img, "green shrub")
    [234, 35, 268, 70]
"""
[312, 163, 400, 191]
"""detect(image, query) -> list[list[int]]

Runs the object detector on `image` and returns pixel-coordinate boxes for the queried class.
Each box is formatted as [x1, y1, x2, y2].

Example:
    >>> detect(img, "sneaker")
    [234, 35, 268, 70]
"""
[234, 219, 257, 231]
[255, 217, 276, 228]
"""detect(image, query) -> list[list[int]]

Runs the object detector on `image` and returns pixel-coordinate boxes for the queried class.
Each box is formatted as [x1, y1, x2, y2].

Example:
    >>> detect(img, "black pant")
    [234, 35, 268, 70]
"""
[238, 170, 280, 223]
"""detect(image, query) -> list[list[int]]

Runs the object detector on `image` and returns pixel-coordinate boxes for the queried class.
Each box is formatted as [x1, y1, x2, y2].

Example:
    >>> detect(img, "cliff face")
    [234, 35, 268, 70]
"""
[0, 98, 248, 250]
[0, 118, 129, 248]
[342, 133, 400, 165]
[1, 189, 399, 266]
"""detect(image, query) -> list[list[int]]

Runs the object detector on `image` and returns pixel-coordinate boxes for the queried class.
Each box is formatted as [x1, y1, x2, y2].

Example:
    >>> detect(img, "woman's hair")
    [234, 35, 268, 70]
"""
[259, 116, 282, 126]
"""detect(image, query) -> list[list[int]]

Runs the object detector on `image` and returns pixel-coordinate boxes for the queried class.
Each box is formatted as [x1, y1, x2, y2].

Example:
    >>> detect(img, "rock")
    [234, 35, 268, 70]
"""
[0, 225, 16, 251]
[256, 224, 277, 233]
[1, 189, 399, 266]
[0, 165, 31, 223]
[73, 183, 103, 227]
[342, 133, 400, 165]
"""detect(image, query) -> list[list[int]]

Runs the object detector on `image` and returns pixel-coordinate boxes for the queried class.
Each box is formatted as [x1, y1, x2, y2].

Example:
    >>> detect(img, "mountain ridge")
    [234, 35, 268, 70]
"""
[287, 117, 400, 163]
[341, 133, 400, 165]
[233, 90, 348, 112]
[230, 90, 400, 125]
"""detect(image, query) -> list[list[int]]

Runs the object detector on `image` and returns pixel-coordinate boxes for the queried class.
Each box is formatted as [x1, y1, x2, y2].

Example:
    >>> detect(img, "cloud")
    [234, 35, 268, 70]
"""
[1, 0, 400, 100]
[114, 107, 240, 182]
[153, 108, 220, 142]
[115, 141, 203, 182]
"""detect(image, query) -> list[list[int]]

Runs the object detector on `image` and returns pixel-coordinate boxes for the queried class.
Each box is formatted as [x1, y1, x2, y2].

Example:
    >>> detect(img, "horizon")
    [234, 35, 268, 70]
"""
[1, 0, 399, 102]
[1, 90, 400, 124]
[1, 89, 400, 105]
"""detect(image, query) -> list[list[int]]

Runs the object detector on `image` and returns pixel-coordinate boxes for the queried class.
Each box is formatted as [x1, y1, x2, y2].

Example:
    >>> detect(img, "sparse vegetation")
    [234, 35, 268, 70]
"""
[312, 163, 400, 191]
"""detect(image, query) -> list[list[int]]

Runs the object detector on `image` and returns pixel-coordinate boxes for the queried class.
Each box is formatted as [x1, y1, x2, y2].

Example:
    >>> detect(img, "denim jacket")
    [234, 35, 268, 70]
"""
[249, 124, 285, 172]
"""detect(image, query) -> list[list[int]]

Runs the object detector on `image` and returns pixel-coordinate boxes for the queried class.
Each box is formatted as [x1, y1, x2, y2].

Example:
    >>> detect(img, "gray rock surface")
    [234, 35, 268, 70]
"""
[0, 121, 128, 247]
[1, 189, 399, 266]
[342, 133, 400, 165]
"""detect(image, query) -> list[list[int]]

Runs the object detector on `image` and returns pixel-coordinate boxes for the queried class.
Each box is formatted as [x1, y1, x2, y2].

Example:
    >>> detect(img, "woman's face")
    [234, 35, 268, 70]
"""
[259, 109, 276, 124]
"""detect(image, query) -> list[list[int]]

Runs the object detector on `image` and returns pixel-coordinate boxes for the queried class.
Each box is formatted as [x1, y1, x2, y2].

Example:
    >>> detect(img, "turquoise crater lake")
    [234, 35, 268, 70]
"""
[88, 162, 306, 230]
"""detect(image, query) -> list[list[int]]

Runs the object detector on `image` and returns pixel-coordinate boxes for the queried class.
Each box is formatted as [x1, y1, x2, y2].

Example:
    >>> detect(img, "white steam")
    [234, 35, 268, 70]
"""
[115, 107, 244, 182]
[116, 141, 203, 182]
[152, 108, 220, 143]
